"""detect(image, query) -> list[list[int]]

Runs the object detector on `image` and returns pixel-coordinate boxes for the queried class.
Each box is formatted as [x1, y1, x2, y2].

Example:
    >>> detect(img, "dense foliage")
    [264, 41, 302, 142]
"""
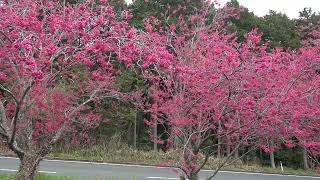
[0, 0, 320, 180]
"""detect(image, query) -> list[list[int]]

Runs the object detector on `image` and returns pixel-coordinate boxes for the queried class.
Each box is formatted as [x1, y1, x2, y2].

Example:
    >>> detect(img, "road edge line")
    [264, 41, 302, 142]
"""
[1, 155, 320, 179]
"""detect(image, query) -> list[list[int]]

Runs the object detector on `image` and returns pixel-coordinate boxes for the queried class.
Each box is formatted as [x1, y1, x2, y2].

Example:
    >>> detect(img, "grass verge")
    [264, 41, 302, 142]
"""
[1, 140, 319, 177]
[49, 144, 319, 177]
[0, 173, 89, 180]
[0, 173, 134, 180]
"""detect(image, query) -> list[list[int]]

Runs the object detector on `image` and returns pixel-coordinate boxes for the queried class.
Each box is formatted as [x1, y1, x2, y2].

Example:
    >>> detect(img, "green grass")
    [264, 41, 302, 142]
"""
[0, 173, 12, 180]
[1, 140, 319, 178]
[50, 145, 175, 166]
[0, 173, 89, 180]
[49, 144, 319, 177]
[0, 173, 135, 180]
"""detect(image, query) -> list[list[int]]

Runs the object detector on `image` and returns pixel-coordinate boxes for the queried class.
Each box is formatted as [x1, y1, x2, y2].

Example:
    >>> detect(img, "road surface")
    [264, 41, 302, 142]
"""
[0, 156, 319, 180]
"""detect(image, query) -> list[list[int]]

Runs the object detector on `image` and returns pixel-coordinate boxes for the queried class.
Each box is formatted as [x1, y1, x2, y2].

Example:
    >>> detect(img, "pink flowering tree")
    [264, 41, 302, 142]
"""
[285, 36, 320, 170]
[239, 41, 297, 168]
[0, 0, 141, 179]
[241, 26, 320, 170]
[139, 12, 272, 180]
[139, 5, 320, 177]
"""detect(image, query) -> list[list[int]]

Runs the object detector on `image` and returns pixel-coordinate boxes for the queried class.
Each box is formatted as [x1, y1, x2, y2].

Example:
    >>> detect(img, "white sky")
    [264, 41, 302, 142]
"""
[219, 0, 320, 19]
[125, 0, 320, 19]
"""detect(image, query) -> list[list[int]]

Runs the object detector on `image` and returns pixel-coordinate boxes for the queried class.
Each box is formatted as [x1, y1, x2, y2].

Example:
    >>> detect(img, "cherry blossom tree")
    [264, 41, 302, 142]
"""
[242, 25, 320, 170]
[0, 0, 142, 179]
[139, 11, 271, 180]
[1, 1, 320, 180]
[285, 34, 320, 170]
[139, 4, 320, 177]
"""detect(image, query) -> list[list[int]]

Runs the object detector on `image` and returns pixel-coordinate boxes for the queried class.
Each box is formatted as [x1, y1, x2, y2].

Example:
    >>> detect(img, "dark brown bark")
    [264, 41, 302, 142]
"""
[16, 154, 40, 180]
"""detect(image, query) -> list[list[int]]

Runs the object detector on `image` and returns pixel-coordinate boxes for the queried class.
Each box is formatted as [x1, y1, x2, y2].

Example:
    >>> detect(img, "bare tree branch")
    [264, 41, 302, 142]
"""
[0, 31, 13, 43]
[0, 84, 19, 104]
[206, 133, 251, 180]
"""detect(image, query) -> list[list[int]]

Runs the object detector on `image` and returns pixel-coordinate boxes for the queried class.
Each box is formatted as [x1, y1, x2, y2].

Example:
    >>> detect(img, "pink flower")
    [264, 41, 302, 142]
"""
[0, 72, 7, 81]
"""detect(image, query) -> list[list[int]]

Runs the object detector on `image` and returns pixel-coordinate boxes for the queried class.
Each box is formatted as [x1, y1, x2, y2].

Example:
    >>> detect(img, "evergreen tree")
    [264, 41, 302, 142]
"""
[128, 0, 208, 29]
[296, 7, 320, 40]
[227, 0, 300, 48]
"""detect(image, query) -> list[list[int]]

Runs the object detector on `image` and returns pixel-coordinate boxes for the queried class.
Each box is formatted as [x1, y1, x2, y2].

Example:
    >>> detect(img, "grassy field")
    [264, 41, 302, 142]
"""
[0, 173, 134, 180]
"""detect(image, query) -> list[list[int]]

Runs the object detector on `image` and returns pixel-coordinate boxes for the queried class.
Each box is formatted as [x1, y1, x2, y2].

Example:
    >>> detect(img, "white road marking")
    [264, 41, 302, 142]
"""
[147, 177, 179, 180]
[0, 156, 169, 169]
[0, 168, 57, 174]
[39, 170, 57, 174]
[147, 177, 204, 180]
[1, 156, 320, 179]
[0, 168, 17, 172]
[204, 170, 320, 179]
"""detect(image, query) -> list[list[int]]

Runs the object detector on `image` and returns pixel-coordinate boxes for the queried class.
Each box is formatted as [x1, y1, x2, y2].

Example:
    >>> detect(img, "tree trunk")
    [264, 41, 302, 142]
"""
[127, 122, 134, 145]
[133, 110, 137, 149]
[188, 172, 199, 180]
[226, 137, 231, 156]
[16, 154, 40, 180]
[269, 139, 276, 169]
[270, 151, 276, 169]
[259, 149, 263, 165]
[303, 148, 309, 169]
[153, 121, 157, 151]
[217, 120, 222, 158]
[234, 147, 239, 159]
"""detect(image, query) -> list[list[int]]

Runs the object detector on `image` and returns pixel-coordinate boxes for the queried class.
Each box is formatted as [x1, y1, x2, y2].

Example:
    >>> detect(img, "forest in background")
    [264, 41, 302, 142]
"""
[1, 0, 320, 179]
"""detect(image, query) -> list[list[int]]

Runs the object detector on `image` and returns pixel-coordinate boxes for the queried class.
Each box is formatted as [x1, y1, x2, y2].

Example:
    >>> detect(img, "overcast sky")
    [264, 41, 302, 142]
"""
[125, 0, 320, 19]
[219, 0, 320, 19]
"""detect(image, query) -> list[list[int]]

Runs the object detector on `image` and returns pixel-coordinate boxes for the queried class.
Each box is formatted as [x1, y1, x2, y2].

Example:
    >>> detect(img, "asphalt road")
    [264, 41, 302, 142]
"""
[0, 156, 319, 180]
